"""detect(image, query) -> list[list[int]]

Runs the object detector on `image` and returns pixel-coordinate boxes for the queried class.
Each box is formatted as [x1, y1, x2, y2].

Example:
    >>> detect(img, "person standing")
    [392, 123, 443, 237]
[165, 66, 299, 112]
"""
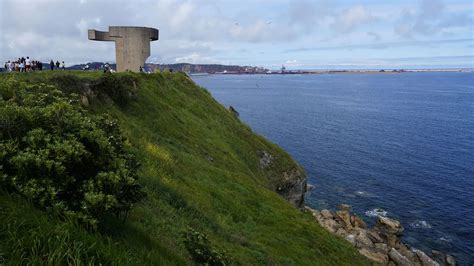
[20, 61, 25, 72]
[55, 61, 60, 69]
[25, 57, 31, 72]
[61, 61, 65, 70]
[50, 60, 54, 71]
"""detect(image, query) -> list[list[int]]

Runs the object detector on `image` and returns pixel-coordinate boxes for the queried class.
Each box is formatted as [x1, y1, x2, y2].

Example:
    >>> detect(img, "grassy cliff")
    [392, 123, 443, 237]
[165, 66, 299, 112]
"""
[0, 71, 369, 265]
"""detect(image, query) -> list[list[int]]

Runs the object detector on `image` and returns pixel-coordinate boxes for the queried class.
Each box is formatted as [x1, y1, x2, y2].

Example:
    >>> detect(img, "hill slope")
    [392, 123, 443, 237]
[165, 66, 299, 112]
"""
[0, 71, 369, 265]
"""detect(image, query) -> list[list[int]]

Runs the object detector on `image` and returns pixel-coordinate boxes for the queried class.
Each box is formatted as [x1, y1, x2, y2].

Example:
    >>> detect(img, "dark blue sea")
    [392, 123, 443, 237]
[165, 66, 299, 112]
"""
[193, 72, 474, 264]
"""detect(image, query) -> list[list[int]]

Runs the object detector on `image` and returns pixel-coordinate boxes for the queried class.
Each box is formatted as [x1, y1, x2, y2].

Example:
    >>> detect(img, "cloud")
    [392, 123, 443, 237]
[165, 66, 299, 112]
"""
[0, 0, 472, 68]
[285, 38, 474, 52]
[367, 32, 381, 42]
[76, 18, 101, 36]
[394, 0, 473, 38]
[288, 0, 332, 32]
[419, 0, 444, 18]
[332, 5, 376, 33]
[173, 52, 220, 64]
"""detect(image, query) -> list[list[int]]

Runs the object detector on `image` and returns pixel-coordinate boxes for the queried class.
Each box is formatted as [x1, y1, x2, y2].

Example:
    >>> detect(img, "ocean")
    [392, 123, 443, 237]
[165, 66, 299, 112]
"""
[192, 72, 474, 264]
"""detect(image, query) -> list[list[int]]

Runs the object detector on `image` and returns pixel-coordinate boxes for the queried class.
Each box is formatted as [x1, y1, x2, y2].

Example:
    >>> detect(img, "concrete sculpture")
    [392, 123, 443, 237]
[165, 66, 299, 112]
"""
[88, 26, 159, 72]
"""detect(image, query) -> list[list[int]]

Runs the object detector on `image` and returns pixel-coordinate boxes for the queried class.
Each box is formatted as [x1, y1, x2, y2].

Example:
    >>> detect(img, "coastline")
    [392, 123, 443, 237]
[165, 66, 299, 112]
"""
[304, 203, 456, 266]
[193, 69, 474, 75]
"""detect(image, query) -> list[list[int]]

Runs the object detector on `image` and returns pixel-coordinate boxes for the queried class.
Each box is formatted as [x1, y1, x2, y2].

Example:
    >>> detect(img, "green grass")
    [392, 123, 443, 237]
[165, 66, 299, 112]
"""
[0, 71, 369, 265]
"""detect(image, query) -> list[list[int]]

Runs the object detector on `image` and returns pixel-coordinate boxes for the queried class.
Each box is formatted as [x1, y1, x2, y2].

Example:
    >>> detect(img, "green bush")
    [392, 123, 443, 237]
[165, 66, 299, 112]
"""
[90, 73, 138, 106]
[184, 227, 230, 266]
[48, 73, 139, 106]
[0, 77, 144, 227]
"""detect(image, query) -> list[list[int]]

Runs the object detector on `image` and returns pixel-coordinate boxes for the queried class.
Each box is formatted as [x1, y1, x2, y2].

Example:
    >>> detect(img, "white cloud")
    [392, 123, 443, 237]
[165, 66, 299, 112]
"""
[76, 18, 101, 36]
[0, 0, 472, 68]
[367, 31, 381, 41]
[394, 0, 472, 38]
[174, 53, 219, 64]
[332, 5, 376, 33]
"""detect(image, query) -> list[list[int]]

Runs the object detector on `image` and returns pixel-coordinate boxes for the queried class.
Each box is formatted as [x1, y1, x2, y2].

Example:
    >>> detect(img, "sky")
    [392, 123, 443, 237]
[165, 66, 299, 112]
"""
[0, 0, 473, 69]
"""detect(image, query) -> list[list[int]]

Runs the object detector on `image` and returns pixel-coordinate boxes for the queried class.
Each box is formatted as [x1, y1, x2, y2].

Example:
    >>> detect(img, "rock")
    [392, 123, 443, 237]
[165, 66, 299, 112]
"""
[351, 215, 367, 229]
[397, 244, 415, 263]
[229, 105, 239, 118]
[431, 250, 456, 266]
[320, 209, 333, 219]
[345, 234, 356, 246]
[431, 250, 444, 264]
[445, 255, 456, 266]
[259, 150, 273, 169]
[359, 247, 389, 265]
[319, 218, 340, 233]
[337, 204, 352, 211]
[431, 250, 443, 263]
[375, 217, 404, 247]
[335, 228, 348, 237]
[385, 234, 402, 248]
[389, 248, 413, 266]
[354, 230, 374, 248]
[415, 250, 439, 266]
[375, 243, 389, 252]
[367, 229, 384, 243]
[377, 216, 404, 235]
[275, 167, 307, 208]
[335, 210, 352, 229]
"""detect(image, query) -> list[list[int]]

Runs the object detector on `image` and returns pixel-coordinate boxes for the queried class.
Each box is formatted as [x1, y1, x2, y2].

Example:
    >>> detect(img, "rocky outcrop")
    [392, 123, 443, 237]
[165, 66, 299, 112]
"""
[259, 150, 273, 169]
[276, 167, 307, 208]
[306, 204, 456, 266]
[431, 250, 456, 266]
[259, 150, 307, 208]
[229, 105, 239, 118]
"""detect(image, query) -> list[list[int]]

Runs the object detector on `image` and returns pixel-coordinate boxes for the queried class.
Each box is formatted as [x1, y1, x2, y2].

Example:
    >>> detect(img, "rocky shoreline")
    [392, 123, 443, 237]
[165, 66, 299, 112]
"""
[304, 204, 456, 266]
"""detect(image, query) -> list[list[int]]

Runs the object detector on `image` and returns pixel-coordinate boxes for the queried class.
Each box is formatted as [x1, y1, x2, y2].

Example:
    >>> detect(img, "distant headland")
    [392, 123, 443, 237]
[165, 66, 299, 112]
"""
[61, 62, 474, 75]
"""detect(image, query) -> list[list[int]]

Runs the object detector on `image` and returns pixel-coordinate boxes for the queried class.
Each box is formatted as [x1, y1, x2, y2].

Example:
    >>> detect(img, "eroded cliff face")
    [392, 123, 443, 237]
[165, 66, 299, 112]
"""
[276, 167, 307, 208]
[259, 150, 307, 208]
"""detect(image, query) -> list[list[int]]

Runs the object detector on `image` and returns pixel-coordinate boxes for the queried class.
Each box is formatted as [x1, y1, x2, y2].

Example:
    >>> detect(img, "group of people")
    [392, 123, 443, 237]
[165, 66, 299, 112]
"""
[82, 62, 115, 73]
[3, 57, 66, 72]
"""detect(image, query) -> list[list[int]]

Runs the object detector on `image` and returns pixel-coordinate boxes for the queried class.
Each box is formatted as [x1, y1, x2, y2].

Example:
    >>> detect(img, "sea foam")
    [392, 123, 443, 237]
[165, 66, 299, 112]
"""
[410, 220, 432, 229]
[364, 208, 388, 217]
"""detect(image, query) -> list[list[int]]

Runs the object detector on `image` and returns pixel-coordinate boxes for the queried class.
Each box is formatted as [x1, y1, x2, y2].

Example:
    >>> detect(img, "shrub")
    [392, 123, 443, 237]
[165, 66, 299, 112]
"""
[0, 77, 144, 227]
[90, 73, 138, 106]
[184, 227, 230, 265]
[48, 74, 85, 92]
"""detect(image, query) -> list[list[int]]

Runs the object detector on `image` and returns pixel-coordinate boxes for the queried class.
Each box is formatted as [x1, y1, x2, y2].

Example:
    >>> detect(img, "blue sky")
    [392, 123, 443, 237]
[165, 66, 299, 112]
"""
[0, 0, 473, 69]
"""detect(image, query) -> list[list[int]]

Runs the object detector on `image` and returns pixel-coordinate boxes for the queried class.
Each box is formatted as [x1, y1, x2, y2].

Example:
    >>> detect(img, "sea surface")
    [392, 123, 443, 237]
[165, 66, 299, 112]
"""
[193, 72, 474, 264]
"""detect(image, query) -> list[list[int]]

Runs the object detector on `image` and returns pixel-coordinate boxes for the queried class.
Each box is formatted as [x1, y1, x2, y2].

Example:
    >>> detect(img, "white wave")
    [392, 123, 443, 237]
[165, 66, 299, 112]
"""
[365, 208, 388, 217]
[410, 220, 432, 229]
[439, 237, 452, 242]
[355, 191, 370, 197]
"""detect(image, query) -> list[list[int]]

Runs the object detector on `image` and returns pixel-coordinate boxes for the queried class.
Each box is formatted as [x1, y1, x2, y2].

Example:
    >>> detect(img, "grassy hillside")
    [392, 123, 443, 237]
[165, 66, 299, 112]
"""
[0, 71, 369, 265]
